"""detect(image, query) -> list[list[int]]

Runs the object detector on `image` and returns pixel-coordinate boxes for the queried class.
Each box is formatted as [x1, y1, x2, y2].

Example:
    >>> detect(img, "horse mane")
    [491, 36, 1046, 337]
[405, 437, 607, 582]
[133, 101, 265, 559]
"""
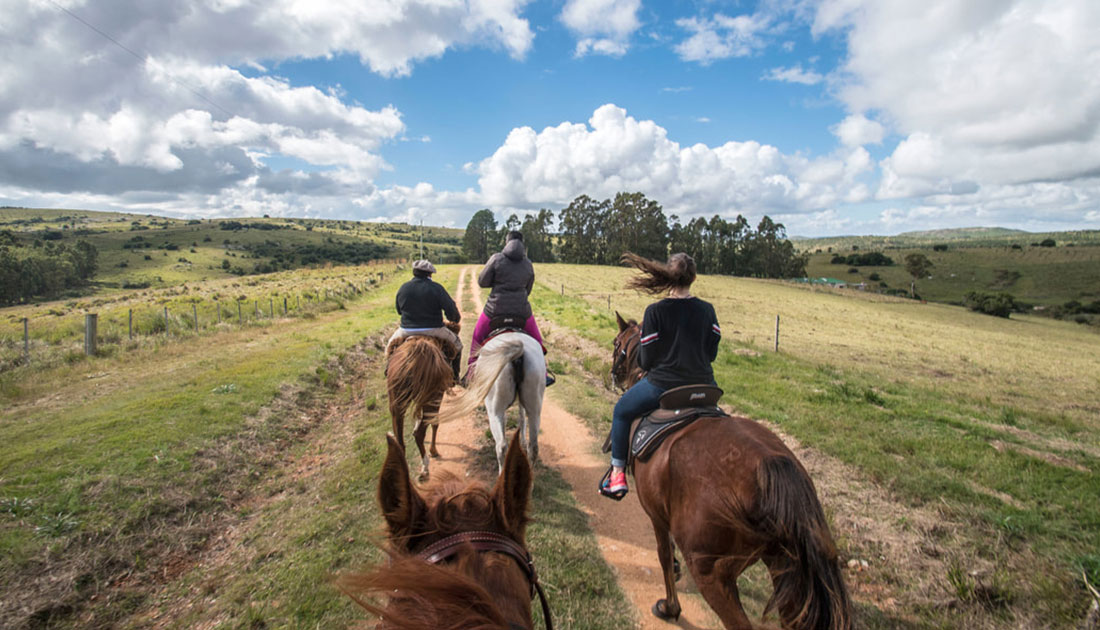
[338, 470, 527, 630]
[388, 335, 453, 418]
[337, 553, 512, 630]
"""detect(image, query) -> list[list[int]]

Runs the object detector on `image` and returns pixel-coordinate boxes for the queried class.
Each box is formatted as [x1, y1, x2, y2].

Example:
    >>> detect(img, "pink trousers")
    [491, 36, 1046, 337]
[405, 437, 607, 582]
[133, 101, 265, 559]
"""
[467, 313, 545, 367]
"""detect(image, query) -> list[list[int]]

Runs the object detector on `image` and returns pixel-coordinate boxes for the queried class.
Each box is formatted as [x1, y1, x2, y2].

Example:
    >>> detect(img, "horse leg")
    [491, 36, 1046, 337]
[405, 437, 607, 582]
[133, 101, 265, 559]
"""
[413, 414, 430, 481]
[650, 520, 682, 621]
[516, 404, 527, 453]
[429, 423, 440, 457]
[686, 553, 755, 629]
[523, 382, 542, 464]
[485, 387, 509, 473]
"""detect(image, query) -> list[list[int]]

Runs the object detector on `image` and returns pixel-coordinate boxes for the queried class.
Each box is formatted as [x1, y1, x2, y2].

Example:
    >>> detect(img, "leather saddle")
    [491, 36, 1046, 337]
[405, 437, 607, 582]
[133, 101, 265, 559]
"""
[602, 384, 728, 466]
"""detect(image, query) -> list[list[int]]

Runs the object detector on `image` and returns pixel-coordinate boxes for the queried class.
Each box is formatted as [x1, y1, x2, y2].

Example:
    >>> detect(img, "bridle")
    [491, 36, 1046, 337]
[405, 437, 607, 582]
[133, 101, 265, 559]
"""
[417, 530, 554, 630]
[611, 327, 642, 391]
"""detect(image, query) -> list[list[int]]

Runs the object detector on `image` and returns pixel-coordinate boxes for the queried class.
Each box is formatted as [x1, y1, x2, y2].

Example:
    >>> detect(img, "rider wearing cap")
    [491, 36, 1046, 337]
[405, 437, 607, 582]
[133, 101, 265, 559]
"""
[386, 259, 463, 380]
[466, 230, 554, 387]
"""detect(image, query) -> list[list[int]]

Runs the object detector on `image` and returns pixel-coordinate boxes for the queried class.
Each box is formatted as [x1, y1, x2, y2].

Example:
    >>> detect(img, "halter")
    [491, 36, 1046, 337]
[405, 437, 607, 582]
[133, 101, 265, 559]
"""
[417, 530, 554, 630]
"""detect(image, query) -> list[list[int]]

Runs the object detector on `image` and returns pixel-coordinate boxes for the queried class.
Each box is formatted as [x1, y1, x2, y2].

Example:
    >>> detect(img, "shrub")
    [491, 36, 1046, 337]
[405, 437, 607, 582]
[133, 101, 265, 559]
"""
[1011, 244, 1022, 250]
[932, 244, 948, 251]
[1039, 238, 1056, 247]
[964, 291, 1018, 318]
[868, 272, 881, 281]
[143, 254, 152, 260]
[848, 267, 860, 274]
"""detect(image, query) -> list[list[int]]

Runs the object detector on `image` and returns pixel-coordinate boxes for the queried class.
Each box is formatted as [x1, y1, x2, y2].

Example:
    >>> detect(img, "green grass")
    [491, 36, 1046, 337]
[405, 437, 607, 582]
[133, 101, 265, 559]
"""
[0, 269, 414, 628]
[531, 263, 1100, 629]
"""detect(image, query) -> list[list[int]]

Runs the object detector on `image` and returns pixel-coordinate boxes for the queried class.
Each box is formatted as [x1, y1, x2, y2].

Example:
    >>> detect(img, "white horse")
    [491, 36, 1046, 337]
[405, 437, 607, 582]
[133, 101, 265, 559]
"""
[442, 332, 545, 471]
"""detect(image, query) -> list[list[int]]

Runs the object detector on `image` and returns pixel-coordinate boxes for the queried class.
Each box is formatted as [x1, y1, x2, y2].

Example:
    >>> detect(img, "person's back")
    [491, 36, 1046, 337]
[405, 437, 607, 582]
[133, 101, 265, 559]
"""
[386, 260, 462, 380]
[478, 236, 534, 320]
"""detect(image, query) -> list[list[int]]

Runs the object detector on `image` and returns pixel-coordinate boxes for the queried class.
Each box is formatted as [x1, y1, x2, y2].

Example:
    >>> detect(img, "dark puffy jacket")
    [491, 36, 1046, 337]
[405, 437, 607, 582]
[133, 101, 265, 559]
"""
[478, 239, 534, 319]
[395, 276, 460, 328]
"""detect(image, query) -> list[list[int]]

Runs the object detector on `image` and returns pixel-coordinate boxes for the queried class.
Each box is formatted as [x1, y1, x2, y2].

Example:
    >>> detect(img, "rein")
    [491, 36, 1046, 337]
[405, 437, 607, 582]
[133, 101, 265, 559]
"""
[417, 530, 554, 630]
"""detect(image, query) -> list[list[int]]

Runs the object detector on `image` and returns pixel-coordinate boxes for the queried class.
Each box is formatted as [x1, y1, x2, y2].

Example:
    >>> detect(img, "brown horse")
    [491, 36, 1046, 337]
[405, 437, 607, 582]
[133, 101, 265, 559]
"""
[337, 430, 551, 630]
[386, 322, 459, 480]
[612, 312, 851, 630]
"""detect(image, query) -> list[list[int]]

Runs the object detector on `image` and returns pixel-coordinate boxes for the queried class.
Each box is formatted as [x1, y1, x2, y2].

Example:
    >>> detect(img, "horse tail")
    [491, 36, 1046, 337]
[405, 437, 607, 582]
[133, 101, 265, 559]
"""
[388, 337, 452, 423]
[437, 337, 525, 424]
[757, 455, 852, 630]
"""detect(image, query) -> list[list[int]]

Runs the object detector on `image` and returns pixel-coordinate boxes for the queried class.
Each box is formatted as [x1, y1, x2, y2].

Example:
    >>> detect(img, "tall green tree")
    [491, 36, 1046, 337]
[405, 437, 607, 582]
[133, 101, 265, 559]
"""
[462, 209, 498, 263]
[605, 192, 668, 263]
[557, 195, 609, 264]
[520, 209, 556, 262]
[904, 253, 934, 298]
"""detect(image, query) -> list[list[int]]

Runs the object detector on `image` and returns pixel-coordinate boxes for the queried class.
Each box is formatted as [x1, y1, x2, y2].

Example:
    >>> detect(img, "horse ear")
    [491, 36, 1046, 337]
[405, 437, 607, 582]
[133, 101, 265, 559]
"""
[616, 311, 629, 332]
[378, 433, 426, 548]
[492, 430, 532, 539]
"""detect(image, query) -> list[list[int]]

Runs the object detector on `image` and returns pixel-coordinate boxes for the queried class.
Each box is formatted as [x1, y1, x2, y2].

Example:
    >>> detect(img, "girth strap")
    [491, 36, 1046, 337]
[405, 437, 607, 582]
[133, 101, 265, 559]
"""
[417, 530, 554, 630]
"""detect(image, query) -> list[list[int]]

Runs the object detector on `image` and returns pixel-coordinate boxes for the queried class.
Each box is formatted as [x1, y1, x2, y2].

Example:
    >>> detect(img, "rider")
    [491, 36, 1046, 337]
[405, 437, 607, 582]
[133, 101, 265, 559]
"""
[386, 259, 463, 381]
[466, 230, 554, 387]
[600, 252, 720, 500]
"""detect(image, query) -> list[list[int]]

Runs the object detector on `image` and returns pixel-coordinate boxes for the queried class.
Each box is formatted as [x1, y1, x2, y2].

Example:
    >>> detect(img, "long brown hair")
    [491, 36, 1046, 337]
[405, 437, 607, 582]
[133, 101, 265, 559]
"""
[621, 252, 696, 295]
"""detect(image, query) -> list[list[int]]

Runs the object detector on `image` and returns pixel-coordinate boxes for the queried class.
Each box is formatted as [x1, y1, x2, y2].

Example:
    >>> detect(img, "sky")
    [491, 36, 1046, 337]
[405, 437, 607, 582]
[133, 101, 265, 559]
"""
[1, 0, 1099, 237]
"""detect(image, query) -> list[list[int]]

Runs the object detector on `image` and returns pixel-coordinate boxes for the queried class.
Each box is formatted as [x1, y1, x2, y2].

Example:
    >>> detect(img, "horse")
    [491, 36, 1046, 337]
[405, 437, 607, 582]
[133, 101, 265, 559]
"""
[611, 311, 852, 630]
[386, 322, 460, 480]
[440, 331, 545, 472]
[337, 430, 553, 630]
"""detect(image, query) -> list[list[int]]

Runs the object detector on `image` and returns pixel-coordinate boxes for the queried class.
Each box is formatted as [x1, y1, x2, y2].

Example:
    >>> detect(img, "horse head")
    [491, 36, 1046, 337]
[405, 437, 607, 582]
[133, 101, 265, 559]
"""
[612, 311, 643, 391]
[339, 431, 544, 629]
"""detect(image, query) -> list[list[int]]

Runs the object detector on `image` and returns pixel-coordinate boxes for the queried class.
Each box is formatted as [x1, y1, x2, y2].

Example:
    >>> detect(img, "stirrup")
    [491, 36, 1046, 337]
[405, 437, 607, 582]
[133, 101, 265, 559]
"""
[597, 466, 627, 501]
[545, 372, 556, 387]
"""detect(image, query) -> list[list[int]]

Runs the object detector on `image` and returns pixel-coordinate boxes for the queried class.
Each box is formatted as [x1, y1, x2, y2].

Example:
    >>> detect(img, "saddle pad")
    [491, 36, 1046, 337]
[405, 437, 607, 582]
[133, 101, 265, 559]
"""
[631, 407, 727, 463]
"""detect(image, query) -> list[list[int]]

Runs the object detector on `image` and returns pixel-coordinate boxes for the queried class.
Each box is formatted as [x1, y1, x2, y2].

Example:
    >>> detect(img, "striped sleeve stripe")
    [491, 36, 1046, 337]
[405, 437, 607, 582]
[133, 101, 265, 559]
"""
[712, 323, 722, 335]
[640, 332, 659, 345]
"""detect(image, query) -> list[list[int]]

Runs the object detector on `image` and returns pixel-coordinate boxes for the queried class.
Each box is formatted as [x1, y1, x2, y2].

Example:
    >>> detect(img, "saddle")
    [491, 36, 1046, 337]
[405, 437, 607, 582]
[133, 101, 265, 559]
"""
[601, 384, 728, 467]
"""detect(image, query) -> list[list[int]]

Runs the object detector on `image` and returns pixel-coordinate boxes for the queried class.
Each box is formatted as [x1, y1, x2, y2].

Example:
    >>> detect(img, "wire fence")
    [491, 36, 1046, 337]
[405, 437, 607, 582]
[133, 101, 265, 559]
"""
[1, 261, 407, 372]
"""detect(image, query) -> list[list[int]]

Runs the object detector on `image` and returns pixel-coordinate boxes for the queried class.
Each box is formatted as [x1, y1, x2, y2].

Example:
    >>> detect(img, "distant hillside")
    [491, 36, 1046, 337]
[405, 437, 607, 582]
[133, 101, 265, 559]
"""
[792, 226, 1100, 252]
[0, 207, 462, 301]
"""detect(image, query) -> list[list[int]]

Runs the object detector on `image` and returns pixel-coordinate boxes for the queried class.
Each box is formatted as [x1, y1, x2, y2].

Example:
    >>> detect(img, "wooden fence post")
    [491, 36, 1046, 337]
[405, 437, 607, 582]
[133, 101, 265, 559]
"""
[296, 295, 300, 310]
[254, 301, 259, 318]
[561, 283, 564, 295]
[217, 302, 222, 324]
[238, 301, 243, 323]
[269, 298, 274, 318]
[774, 314, 780, 353]
[607, 295, 611, 310]
[128, 309, 133, 340]
[84, 313, 98, 356]
[23, 317, 29, 359]
[283, 297, 287, 314]
[192, 303, 198, 330]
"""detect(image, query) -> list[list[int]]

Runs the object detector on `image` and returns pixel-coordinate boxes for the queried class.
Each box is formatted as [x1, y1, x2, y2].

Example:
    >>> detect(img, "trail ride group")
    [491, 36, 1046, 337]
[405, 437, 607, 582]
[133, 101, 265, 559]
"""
[349, 230, 853, 630]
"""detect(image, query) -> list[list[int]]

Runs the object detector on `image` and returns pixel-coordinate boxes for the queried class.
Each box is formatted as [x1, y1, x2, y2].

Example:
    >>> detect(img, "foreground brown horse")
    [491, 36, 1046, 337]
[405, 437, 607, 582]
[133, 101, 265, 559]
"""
[338, 431, 549, 630]
[386, 322, 459, 479]
[613, 312, 851, 630]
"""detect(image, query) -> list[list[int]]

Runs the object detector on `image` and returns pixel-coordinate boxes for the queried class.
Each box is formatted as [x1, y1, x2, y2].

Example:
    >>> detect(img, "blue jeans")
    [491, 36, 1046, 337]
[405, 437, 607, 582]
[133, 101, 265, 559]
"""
[610, 377, 666, 468]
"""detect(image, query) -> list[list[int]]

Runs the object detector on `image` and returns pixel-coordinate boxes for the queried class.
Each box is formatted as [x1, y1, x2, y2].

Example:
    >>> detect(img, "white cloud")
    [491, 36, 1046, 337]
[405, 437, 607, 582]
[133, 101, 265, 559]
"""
[763, 65, 824, 85]
[831, 114, 885, 147]
[560, 0, 641, 57]
[472, 104, 873, 219]
[696, 117, 711, 123]
[661, 86, 692, 93]
[815, 0, 1100, 198]
[674, 12, 771, 64]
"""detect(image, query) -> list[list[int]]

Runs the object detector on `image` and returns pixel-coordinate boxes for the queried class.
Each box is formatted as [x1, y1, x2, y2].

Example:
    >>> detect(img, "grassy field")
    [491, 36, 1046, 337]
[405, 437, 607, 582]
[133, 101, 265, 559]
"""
[532, 263, 1100, 629]
[804, 244, 1100, 308]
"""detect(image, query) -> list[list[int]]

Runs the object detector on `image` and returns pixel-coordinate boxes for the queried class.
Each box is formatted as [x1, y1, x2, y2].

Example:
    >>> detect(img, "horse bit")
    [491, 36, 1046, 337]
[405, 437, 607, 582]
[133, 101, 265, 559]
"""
[417, 530, 554, 630]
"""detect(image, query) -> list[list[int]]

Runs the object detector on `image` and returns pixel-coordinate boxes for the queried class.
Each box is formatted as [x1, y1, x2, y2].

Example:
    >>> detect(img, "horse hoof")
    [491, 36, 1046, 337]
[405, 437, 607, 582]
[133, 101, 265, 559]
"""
[429, 447, 441, 457]
[651, 599, 680, 621]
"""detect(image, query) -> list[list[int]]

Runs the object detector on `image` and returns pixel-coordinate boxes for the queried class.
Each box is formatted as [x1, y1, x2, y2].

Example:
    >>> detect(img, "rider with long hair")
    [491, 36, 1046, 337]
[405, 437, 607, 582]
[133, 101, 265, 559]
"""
[600, 252, 721, 499]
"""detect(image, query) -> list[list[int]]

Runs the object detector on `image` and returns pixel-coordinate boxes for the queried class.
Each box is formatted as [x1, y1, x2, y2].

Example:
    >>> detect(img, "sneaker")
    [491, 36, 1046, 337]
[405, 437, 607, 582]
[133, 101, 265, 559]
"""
[599, 469, 628, 500]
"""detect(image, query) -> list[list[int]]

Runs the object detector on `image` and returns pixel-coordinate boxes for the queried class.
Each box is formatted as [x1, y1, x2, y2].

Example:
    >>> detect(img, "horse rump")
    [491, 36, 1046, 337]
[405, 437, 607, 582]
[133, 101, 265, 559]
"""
[757, 455, 852, 630]
[387, 336, 454, 422]
[437, 336, 526, 424]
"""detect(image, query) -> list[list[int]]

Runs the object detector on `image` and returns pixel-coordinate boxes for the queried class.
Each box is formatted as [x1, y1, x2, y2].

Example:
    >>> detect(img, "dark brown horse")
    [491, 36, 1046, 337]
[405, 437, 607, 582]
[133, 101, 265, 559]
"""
[612, 312, 851, 630]
[386, 322, 460, 480]
[338, 430, 550, 630]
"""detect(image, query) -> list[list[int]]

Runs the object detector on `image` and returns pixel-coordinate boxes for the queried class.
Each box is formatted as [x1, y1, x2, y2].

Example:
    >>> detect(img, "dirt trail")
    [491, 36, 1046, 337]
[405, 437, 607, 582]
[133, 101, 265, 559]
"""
[456, 268, 719, 628]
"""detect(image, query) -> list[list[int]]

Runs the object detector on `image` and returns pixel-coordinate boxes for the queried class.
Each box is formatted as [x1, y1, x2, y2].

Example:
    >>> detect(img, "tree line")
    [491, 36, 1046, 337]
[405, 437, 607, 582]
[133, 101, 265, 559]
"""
[462, 192, 806, 278]
[0, 230, 99, 305]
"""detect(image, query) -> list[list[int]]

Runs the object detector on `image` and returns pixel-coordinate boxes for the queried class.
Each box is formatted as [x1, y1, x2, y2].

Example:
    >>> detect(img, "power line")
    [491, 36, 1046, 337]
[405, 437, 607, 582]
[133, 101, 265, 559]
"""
[45, 0, 234, 118]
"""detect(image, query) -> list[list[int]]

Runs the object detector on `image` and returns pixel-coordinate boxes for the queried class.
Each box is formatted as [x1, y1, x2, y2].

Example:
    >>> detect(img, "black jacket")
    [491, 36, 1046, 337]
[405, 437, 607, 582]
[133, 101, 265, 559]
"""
[395, 276, 460, 329]
[478, 239, 534, 319]
[639, 297, 720, 389]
